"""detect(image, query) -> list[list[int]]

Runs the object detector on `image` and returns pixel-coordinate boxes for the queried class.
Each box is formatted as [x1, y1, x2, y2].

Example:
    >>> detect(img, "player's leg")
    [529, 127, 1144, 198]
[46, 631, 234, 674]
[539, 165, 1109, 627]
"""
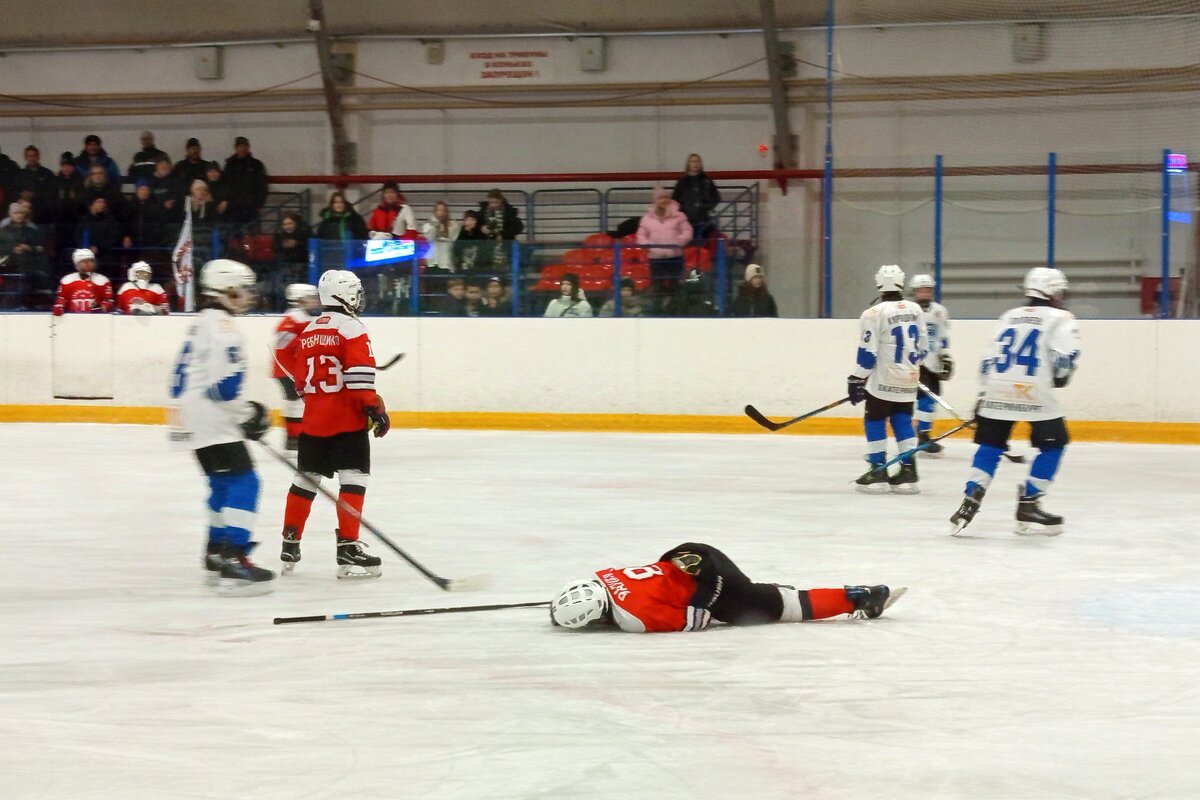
[332, 430, 381, 579]
[855, 395, 891, 493]
[916, 369, 944, 455]
[197, 442, 274, 595]
[194, 448, 229, 583]
[887, 400, 919, 493]
[950, 416, 1013, 534]
[277, 376, 303, 451]
[280, 433, 328, 573]
[1016, 418, 1069, 536]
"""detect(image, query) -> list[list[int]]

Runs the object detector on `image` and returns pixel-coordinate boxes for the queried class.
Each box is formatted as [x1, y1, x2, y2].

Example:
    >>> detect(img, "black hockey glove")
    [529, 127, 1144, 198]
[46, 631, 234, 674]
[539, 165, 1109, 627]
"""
[939, 353, 955, 381]
[1053, 371, 1073, 388]
[241, 401, 271, 441]
[847, 375, 867, 405]
[366, 404, 390, 438]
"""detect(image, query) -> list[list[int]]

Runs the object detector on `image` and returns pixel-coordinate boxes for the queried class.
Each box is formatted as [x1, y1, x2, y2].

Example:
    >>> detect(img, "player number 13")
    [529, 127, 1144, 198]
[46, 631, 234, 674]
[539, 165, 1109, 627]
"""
[303, 355, 344, 394]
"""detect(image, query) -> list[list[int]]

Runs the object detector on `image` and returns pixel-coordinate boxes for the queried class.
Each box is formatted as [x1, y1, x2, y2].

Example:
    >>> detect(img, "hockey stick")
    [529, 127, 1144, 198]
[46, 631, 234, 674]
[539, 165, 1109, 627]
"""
[918, 384, 1025, 464]
[744, 397, 850, 432]
[377, 352, 405, 370]
[256, 441, 489, 592]
[273, 600, 547, 626]
[857, 418, 977, 480]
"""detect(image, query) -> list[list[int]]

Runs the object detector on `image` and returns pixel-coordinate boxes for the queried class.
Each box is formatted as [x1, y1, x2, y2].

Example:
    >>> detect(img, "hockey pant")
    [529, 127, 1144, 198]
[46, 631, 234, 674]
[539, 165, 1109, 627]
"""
[966, 416, 1069, 497]
[194, 442, 260, 550]
[863, 395, 918, 466]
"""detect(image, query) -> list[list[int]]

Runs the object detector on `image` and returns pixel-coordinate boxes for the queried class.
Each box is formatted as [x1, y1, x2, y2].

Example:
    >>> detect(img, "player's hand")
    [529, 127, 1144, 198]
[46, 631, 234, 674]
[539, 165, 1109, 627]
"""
[53, 307, 64, 317]
[1053, 371, 1073, 388]
[240, 401, 271, 441]
[847, 375, 867, 405]
[366, 405, 390, 438]
[939, 353, 955, 381]
[682, 607, 712, 632]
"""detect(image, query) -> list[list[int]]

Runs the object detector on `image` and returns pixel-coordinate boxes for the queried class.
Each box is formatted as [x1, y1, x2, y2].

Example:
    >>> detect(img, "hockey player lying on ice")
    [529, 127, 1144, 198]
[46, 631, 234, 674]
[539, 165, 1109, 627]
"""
[549, 543, 904, 632]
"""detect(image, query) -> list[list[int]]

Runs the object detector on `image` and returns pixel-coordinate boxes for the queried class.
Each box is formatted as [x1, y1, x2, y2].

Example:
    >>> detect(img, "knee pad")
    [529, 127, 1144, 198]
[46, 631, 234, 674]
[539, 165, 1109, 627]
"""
[337, 469, 369, 491]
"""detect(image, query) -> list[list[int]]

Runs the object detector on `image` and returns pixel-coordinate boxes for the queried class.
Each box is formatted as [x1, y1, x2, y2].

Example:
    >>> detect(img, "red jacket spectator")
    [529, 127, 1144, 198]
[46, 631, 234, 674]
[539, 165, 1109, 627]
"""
[367, 183, 416, 236]
[54, 249, 113, 315]
[636, 193, 693, 260]
[116, 262, 169, 315]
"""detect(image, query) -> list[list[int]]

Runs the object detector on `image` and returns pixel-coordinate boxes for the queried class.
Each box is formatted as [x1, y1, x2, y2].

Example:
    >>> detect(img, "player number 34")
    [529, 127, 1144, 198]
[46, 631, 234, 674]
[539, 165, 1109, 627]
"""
[303, 355, 344, 394]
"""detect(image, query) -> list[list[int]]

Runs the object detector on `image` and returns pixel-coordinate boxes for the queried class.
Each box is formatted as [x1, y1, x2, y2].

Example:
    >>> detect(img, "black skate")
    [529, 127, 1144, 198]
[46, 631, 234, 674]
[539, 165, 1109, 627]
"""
[844, 585, 907, 619]
[1015, 486, 1064, 536]
[204, 541, 224, 586]
[919, 431, 944, 457]
[336, 532, 382, 579]
[280, 527, 301, 576]
[855, 465, 891, 494]
[949, 485, 987, 536]
[889, 461, 920, 494]
[218, 543, 276, 596]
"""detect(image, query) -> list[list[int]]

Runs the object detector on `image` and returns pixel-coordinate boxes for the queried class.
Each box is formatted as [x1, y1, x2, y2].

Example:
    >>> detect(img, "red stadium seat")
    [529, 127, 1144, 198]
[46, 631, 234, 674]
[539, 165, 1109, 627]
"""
[579, 264, 614, 291]
[563, 248, 610, 266]
[684, 246, 713, 272]
[619, 247, 649, 265]
[534, 263, 572, 292]
[583, 233, 614, 247]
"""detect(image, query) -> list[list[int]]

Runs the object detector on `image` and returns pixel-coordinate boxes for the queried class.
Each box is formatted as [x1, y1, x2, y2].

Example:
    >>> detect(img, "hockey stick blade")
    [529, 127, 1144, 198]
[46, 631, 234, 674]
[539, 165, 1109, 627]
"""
[744, 397, 850, 432]
[377, 352, 406, 370]
[435, 574, 494, 592]
[273, 600, 548, 626]
[744, 404, 785, 431]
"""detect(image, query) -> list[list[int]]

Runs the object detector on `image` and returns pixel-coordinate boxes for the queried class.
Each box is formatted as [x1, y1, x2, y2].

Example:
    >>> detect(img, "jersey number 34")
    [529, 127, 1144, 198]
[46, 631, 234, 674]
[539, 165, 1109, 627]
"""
[994, 328, 1040, 376]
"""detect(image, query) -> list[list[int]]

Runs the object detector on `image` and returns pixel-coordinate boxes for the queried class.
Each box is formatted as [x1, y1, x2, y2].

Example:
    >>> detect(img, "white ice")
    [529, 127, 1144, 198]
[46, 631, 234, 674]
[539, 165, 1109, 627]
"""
[1, 423, 1198, 800]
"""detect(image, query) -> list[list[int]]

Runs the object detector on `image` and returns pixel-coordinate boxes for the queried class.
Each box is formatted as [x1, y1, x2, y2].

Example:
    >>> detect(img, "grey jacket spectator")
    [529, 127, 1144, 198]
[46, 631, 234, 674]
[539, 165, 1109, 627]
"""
[671, 153, 721, 231]
[74, 135, 121, 186]
[171, 138, 208, 188]
[222, 137, 269, 223]
[543, 272, 593, 318]
[0, 202, 47, 273]
[599, 278, 646, 318]
[15, 146, 56, 225]
[128, 131, 170, 184]
[730, 263, 779, 318]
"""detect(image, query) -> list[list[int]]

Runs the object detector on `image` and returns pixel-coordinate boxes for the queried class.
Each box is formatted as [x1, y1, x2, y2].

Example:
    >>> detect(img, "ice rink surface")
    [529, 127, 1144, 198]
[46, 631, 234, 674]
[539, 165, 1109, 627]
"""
[1, 423, 1198, 800]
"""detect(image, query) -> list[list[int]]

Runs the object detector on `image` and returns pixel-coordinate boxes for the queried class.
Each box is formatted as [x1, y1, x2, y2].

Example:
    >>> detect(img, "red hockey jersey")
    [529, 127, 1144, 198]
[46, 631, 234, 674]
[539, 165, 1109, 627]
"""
[54, 272, 113, 315]
[282, 310, 379, 437]
[595, 561, 699, 633]
[272, 308, 314, 379]
[116, 282, 169, 315]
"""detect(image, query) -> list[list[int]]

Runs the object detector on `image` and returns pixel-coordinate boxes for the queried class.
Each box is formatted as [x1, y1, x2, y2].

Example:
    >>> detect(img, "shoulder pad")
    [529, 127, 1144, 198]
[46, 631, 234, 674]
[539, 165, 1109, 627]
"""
[335, 313, 369, 339]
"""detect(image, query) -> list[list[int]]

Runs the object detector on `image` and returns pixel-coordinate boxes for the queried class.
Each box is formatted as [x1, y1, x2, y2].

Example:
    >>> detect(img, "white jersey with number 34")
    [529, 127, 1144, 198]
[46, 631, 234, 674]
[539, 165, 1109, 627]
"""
[979, 305, 1081, 422]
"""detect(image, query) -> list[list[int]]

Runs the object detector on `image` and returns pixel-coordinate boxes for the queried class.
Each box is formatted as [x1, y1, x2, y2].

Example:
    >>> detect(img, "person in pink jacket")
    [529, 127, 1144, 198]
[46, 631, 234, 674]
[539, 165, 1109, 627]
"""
[637, 190, 693, 315]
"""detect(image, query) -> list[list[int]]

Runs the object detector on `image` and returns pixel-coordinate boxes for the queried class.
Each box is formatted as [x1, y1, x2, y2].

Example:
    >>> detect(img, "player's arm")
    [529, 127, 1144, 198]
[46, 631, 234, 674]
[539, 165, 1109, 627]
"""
[939, 308, 954, 379]
[342, 332, 390, 437]
[53, 278, 67, 316]
[205, 325, 247, 404]
[913, 308, 930, 366]
[100, 280, 114, 313]
[847, 311, 876, 404]
[1049, 313, 1081, 388]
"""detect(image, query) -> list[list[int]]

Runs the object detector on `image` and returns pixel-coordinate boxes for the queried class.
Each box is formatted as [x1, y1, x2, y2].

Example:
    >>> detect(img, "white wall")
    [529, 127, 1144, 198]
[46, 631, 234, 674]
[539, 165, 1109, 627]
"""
[2, 315, 1197, 424]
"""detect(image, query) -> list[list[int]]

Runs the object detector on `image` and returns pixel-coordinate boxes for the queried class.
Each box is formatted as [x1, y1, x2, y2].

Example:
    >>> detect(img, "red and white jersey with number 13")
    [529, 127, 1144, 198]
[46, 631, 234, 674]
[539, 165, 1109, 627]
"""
[284, 310, 379, 437]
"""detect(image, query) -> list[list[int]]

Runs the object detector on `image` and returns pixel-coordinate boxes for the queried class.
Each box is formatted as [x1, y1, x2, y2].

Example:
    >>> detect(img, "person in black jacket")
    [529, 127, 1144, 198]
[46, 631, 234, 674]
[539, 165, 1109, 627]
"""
[127, 131, 169, 184]
[671, 153, 721, 239]
[0, 146, 18, 211]
[126, 182, 172, 251]
[453, 209, 491, 272]
[222, 137, 269, 226]
[171, 138, 208, 189]
[272, 212, 311, 284]
[148, 156, 184, 223]
[81, 165, 126, 222]
[52, 152, 86, 258]
[74, 197, 124, 280]
[315, 192, 368, 241]
[14, 147, 55, 226]
[730, 263, 779, 318]
[478, 189, 523, 269]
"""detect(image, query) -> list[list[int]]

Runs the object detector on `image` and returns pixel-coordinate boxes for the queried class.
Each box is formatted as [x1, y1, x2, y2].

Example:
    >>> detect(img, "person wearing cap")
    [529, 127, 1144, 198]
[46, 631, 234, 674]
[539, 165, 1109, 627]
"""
[52, 152, 86, 257]
[171, 138, 208, 187]
[478, 275, 511, 317]
[15, 145, 56, 225]
[74, 135, 121, 186]
[222, 136, 268, 226]
[127, 130, 169, 184]
[730, 263, 779, 318]
[599, 277, 646, 318]
[543, 272, 594, 318]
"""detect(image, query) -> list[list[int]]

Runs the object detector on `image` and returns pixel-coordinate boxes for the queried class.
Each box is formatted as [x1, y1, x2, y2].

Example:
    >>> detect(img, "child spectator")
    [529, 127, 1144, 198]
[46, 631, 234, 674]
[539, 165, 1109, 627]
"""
[432, 276, 466, 316]
[730, 263, 779, 318]
[128, 131, 169, 184]
[204, 161, 227, 212]
[272, 212, 311, 282]
[637, 189, 692, 313]
[149, 156, 184, 222]
[543, 272, 593, 318]
[479, 276, 510, 316]
[366, 182, 411, 237]
[316, 192, 367, 241]
[74, 135, 121, 186]
[53, 249, 113, 315]
[672, 153, 721, 239]
[463, 280, 486, 317]
[599, 278, 646, 318]
[453, 209, 490, 272]
[116, 261, 169, 315]
[16, 146, 55, 225]
[171, 138, 208, 188]
[222, 136, 269, 227]
[421, 201, 460, 272]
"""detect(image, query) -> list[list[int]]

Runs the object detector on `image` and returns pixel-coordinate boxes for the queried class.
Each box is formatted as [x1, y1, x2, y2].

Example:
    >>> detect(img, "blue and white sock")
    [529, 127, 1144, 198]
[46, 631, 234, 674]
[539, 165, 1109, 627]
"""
[1024, 448, 1064, 497]
[864, 417, 888, 466]
[965, 444, 1005, 495]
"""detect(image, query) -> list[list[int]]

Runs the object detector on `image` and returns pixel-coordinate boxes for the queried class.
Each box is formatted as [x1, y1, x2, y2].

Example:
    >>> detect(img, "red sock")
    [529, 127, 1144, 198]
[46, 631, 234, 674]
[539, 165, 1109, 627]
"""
[803, 589, 855, 620]
[285, 419, 302, 439]
[336, 488, 366, 540]
[283, 486, 315, 539]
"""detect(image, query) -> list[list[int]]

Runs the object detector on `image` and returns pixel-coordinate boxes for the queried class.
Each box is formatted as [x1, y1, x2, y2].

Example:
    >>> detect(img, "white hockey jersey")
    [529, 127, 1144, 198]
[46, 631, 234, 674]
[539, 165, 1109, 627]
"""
[918, 301, 950, 372]
[853, 300, 929, 402]
[167, 308, 251, 450]
[978, 304, 1081, 422]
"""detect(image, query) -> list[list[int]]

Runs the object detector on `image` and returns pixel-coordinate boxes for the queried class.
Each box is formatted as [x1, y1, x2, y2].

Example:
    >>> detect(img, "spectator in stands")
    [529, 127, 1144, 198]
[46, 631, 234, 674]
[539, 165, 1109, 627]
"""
[148, 156, 184, 222]
[677, 268, 717, 317]
[599, 278, 646, 318]
[672, 153, 721, 239]
[74, 197, 123, 279]
[453, 209, 490, 272]
[479, 189, 523, 267]
[16, 146, 55, 226]
[479, 276, 510, 316]
[543, 272, 593, 318]
[421, 200, 460, 272]
[462, 280, 487, 317]
[0, 146, 18, 211]
[0, 201, 49, 308]
[82, 165, 126, 221]
[222, 136, 269, 227]
[316, 192, 367, 241]
[204, 162, 228, 214]
[432, 276, 466, 316]
[126, 182, 171, 254]
[74, 135, 121, 186]
[365, 182, 412, 238]
[187, 180, 219, 263]
[128, 131, 169, 184]
[52, 152, 86, 259]
[171, 138, 208, 188]
[273, 212, 311, 279]
[636, 189, 692, 314]
[730, 263, 779, 318]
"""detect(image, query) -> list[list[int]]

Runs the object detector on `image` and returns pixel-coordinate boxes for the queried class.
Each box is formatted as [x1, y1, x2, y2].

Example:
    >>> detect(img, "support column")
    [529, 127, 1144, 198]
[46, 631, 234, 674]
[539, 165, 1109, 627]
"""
[759, 0, 796, 170]
[307, 0, 353, 176]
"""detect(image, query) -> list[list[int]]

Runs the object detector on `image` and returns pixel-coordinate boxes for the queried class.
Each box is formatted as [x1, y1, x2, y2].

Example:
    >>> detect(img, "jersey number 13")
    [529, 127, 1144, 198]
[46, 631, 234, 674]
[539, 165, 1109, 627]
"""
[303, 355, 344, 394]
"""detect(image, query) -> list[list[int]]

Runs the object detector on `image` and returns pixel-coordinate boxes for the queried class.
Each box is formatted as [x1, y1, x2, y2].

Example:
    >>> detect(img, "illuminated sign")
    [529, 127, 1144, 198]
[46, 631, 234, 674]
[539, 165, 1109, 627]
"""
[364, 239, 417, 263]
[1167, 153, 1188, 174]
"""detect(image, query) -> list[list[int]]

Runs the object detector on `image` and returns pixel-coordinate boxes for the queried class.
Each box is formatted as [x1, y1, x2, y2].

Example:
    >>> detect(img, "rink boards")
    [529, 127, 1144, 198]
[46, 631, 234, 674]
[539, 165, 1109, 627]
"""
[0, 314, 1197, 443]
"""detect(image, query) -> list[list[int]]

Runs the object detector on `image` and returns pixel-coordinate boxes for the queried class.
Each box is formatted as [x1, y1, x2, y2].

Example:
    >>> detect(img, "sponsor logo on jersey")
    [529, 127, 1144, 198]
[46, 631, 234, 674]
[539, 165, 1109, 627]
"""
[316, 315, 330, 324]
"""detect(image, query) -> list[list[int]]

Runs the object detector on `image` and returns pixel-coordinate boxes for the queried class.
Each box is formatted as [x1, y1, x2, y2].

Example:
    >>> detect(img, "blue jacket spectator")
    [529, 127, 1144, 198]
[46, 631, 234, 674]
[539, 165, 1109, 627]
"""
[74, 135, 121, 187]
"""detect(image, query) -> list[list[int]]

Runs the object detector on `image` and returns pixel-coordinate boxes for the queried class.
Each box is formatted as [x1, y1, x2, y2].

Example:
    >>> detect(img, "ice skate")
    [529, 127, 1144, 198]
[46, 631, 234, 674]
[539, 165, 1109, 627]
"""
[336, 532, 382, 579]
[855, 466, 891, 494]
[218, 543, 276, 596]
[280, 527, 301, 576]
[918, 431, 944, 457]
[949, 485, 987, 536]
[845, 585, 907, 619]
[204, 541, 223, 586]
[1015, 486, 1064, 536]
[888, 461, 920, 494]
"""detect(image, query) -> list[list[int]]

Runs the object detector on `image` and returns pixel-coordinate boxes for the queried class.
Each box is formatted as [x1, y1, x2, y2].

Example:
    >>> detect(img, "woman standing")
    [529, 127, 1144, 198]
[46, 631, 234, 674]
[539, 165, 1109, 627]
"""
[671, 153, 721, 239]
[316, 192, 368, 241]
[421, 200, 461, 272]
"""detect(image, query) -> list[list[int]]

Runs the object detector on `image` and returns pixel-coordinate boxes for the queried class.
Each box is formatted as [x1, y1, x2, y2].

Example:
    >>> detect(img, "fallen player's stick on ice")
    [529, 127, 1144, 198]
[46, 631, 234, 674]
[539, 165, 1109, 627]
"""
[274, 600, 548, 626]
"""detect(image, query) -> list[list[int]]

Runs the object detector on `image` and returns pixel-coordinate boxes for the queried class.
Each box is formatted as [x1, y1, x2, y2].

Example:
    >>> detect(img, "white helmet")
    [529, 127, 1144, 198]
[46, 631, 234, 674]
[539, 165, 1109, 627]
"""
[549, 578, 610, 629]
[1024, 267, 1069, 302]
[128, 261, 152, 288]
[875, 264, 906, 293]
[318, 269, 364, 314]
[909, 273, 935, 291]
[285, 283, 319, 308]
[72, 248, 96, 269]
[200, 259, 257, 314]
